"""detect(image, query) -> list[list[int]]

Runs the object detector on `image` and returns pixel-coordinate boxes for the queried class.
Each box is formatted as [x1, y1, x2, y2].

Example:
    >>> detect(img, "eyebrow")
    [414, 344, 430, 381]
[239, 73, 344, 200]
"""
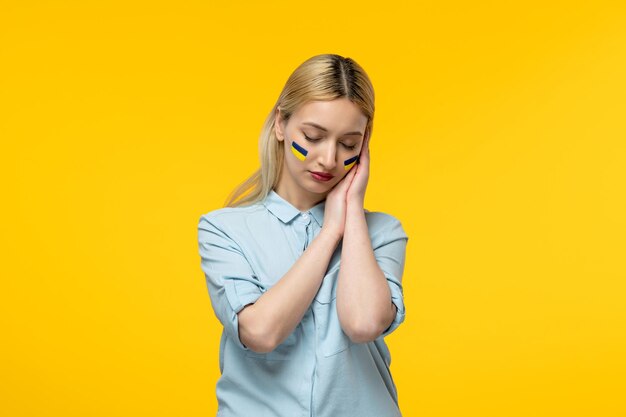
[302, 122, 363, 137]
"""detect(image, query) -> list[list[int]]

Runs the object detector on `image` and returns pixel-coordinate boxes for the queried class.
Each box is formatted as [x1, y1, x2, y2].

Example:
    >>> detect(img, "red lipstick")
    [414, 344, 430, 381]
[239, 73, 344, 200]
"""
[310, 171, 334, 182]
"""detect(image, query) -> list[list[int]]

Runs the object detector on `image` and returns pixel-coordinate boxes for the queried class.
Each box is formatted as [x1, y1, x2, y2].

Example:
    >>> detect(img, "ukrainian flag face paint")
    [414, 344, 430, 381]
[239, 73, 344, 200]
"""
[344, 155, 359, 171]
[291, 140, 308, 161]
[290, 137, 358, 170]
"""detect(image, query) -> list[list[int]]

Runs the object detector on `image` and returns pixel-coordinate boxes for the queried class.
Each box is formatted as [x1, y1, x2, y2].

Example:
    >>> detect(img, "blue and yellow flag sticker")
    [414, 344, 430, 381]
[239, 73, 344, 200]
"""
[291, 140, 308, 161]
[344, 155, 359, 170]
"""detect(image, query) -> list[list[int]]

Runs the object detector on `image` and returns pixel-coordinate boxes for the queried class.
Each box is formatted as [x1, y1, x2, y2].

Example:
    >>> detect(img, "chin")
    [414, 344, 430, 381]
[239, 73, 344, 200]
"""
[305, 183, 329, 195]
[301, 176, 333, 194]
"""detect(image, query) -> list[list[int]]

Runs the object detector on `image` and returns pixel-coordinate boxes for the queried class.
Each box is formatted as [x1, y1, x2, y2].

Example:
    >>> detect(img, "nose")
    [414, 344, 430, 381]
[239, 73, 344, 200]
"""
[318, 142, 337, 171]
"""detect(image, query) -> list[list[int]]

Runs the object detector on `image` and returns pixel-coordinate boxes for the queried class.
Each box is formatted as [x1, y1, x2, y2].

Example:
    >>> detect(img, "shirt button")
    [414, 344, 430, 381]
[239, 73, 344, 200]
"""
[300, 212, 311, 225]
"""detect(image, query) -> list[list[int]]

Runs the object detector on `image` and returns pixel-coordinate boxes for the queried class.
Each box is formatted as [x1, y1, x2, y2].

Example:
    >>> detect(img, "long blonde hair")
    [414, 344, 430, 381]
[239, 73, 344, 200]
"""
[224, 53, 376, 207]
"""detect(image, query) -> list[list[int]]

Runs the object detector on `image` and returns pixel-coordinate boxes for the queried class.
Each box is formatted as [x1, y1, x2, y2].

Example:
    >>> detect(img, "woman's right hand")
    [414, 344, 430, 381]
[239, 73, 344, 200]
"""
[322, 167, 357, 239]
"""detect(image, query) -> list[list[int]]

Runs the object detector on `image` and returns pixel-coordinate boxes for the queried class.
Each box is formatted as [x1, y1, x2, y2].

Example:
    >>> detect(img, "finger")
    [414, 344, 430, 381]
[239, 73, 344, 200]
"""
[339, 168, 356, 190]
[342, 168, 356, 185]
[360, 136, 369, 160]
[346, 166, 358, 187]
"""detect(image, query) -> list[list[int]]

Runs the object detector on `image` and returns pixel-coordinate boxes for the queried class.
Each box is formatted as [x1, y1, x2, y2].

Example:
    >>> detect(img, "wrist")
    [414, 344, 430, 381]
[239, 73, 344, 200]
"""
[320, 225, 343, 244]
[347, 196, 365, 210]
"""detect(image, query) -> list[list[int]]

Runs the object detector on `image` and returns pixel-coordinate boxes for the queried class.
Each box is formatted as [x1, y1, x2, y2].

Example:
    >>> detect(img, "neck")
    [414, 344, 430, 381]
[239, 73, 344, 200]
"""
[274, 172, 326, 212]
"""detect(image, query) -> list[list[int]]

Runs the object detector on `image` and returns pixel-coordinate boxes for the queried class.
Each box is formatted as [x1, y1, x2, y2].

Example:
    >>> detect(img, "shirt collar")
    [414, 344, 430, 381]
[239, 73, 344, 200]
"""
[263, 189, 325, 227]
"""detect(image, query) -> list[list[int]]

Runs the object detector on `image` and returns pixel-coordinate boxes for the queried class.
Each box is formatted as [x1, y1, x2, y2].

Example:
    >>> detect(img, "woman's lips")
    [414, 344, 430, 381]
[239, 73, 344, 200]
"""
[310, 171, 334, 181]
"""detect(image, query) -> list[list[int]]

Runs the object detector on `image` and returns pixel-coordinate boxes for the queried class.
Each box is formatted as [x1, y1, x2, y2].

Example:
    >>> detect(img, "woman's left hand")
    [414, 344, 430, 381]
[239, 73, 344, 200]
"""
[346, 131, 370, 206]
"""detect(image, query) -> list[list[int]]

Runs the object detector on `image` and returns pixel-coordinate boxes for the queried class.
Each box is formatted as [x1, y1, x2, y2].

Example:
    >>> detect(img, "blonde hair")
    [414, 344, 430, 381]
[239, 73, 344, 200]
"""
[224, 53, 376, 207]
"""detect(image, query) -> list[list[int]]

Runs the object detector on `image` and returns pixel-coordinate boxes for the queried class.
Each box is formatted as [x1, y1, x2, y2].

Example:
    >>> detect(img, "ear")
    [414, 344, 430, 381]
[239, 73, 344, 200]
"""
[275, 107, 285, 142]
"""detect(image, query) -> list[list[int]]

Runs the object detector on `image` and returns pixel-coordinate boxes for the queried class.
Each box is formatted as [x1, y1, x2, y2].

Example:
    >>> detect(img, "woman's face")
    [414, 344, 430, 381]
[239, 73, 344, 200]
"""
[275, 98, 368, 198]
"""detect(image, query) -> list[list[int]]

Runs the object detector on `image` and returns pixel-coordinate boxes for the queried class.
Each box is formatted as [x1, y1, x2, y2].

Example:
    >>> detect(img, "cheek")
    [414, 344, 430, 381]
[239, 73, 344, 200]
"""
[290, 140, 309, 161]
[343, 154, 359, 171]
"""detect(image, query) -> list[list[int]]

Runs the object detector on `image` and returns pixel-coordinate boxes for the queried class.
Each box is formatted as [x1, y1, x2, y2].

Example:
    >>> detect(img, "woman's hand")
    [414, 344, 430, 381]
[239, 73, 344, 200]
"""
[322, 166, 357, 239]
[346, 130, 370, 206]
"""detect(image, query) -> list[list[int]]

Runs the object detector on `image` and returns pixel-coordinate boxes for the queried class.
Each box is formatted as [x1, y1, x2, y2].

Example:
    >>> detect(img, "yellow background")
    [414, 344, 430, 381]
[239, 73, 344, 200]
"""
[2, 1, 625, 416]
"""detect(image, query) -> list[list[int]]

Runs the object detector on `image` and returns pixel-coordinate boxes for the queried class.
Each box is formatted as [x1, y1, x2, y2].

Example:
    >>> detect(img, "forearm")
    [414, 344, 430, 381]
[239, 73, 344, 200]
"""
[336, 199, 395, 343]
[239, 227, 341, 352]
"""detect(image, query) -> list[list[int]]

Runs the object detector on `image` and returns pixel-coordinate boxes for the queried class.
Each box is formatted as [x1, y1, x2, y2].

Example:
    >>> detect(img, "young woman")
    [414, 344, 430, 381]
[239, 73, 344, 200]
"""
[197, 54, 409, 417]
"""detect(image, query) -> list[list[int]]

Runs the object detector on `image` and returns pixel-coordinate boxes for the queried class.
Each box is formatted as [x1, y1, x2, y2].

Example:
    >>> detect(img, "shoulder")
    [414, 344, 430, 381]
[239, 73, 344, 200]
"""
[364, 209, 404, 229]
[364, 209, 407, 234]
[364, 209, 409, 247]
[198, 202, 266, 233]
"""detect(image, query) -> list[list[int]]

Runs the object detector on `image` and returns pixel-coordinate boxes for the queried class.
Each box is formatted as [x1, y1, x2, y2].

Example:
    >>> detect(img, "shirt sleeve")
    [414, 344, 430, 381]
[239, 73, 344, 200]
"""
[197, 214, 265, 351]
[373, 215, 409, 338]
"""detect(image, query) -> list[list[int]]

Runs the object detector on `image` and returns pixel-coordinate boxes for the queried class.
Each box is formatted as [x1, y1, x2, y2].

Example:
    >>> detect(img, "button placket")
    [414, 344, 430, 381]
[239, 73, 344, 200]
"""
[303, 216, 312, 251]
[294, 212, 312, 253]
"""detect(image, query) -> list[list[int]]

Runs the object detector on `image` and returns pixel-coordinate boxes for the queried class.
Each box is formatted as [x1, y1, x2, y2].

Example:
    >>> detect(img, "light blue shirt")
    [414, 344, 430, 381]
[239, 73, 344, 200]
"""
[197, 189, 409, 417]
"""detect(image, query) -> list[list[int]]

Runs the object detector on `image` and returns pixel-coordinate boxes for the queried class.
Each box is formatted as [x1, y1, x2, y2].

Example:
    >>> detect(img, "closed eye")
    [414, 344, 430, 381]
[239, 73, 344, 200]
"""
[304, 133, 357, 150]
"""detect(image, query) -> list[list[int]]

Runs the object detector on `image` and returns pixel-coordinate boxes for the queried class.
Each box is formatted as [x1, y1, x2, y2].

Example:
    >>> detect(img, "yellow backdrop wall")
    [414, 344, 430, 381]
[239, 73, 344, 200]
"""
[2, 1, 625, 416]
